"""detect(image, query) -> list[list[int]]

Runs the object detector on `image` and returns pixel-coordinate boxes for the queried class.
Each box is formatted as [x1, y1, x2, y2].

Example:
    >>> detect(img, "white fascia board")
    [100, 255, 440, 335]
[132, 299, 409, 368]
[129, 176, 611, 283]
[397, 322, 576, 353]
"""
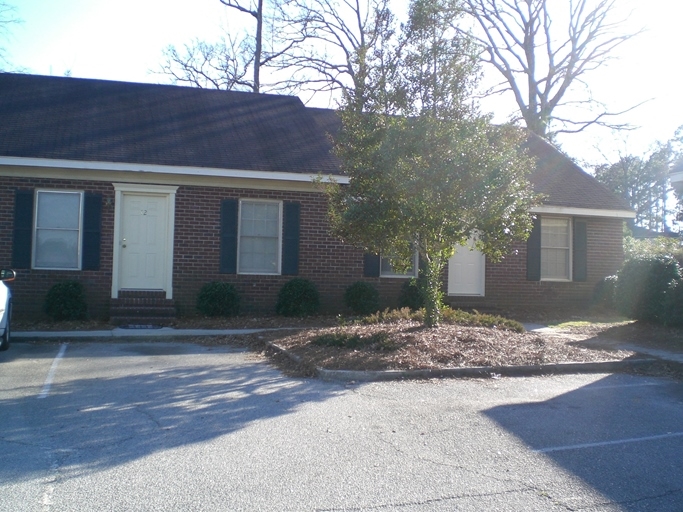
[530, 205, 635, 219]
[671, 171, 683, 194]
[0, 156, 350, 184]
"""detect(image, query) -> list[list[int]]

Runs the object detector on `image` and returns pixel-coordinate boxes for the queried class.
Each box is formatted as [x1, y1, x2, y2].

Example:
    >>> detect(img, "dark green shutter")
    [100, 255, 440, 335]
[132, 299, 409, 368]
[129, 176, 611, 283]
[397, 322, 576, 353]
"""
[282, 201, 300, 275]
[12, 190, 34, 269]
[82, 193, 102, 270]
[573, 219, 587, 282]
[220, 199, 238, 274]
[363, 253, 380, 277]
[526, 217, 541, 281]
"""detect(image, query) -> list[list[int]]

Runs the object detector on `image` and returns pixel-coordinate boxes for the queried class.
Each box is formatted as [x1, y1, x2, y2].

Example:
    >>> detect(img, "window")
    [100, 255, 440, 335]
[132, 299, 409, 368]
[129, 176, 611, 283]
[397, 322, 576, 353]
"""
[238, 200, 281, 274]
[540, 217, 571, 280]
[380, 253, 418, 278]
[34, 191, 83, 270]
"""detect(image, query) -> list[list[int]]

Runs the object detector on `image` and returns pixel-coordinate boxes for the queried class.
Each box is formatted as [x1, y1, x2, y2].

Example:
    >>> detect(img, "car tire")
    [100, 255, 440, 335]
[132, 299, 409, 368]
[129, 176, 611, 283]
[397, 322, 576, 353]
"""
[0, 301, 11, 352]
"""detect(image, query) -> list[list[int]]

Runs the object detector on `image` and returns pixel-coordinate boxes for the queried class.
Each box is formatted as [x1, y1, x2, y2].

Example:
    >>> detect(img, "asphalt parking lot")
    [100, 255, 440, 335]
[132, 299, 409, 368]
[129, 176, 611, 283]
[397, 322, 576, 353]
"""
[1, 340, 682, 511]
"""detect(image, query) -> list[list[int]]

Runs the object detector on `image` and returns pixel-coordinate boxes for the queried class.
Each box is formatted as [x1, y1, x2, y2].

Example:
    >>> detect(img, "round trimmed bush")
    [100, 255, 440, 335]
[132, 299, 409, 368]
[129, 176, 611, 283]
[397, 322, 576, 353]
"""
[592, 274, 618, 310]
[344, 281, 380, 315]
[44, 281, 88, 321]
[664, 280, 683, 327]
[276, 278, 320, 317]
[615, 255, 682, 322]
[196, 281, 240, 317]
[398, 278, 424, 311]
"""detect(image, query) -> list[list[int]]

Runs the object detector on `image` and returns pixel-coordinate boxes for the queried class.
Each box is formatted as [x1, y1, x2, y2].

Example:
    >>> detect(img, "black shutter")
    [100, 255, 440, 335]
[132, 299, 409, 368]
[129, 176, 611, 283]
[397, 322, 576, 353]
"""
[12, 190, 34, 269]
[363, 253, 380, 277]
[573, 219, 587, 282]
[220, 199, 238, 274]
[526, 217, 541, 281]
[282, 201, 300, 275]
[82, 193, 102, 271]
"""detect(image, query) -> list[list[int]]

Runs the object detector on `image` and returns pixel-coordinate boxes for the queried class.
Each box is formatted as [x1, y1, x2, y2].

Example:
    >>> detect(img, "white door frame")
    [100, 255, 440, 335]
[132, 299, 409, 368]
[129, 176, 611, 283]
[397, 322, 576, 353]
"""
[111, 183, 178, 299]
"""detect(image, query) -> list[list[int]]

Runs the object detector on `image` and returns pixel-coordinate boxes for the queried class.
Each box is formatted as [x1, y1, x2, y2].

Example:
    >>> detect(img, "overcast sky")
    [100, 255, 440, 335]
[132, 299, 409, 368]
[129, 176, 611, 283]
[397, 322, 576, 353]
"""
[5, 0, 682, 167]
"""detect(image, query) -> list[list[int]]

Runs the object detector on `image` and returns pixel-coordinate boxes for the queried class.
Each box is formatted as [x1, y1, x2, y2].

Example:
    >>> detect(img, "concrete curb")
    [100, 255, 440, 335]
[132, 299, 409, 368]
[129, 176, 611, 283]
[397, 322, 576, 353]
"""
[267, 341, 658, 382]
[315, 359, 658, 382]
[14, 327, 282, 339]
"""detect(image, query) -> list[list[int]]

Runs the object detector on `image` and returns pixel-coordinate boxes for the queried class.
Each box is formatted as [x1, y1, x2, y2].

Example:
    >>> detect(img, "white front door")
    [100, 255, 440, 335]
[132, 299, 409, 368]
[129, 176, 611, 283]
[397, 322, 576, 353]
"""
[119, 193, 168, 290]
[448, 241, 485, 296]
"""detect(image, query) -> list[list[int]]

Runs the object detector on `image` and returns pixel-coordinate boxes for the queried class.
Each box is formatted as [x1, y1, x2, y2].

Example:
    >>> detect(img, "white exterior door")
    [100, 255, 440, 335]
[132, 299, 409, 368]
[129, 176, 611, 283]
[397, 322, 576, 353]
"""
[448, 241, 485, 296]
[119, 193, 168, 290]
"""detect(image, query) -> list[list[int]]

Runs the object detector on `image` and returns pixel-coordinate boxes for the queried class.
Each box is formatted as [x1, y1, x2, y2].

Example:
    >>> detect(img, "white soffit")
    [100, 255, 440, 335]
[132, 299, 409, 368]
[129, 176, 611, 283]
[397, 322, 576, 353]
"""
[530, 205, 635, 219]
[0, 156, 350, 184]
[671, 171, 683, 194]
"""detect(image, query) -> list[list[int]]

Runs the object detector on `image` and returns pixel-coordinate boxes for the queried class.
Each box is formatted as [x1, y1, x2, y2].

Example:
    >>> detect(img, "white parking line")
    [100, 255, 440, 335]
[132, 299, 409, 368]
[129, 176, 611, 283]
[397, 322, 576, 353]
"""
[535, 432, 683, 453]
[37, 343, 68, 399]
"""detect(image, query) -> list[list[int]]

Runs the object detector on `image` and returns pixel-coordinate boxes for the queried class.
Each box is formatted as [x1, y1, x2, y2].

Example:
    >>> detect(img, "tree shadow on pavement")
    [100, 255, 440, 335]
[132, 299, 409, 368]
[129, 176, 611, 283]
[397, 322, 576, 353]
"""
[484, 373, 683, 511]
[0, 341, 343, 482]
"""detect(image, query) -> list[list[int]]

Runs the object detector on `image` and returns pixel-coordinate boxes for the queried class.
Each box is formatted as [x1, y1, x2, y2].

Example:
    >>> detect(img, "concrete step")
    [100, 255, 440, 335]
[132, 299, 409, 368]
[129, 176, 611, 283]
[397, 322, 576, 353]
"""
[110, 316, 177, 327]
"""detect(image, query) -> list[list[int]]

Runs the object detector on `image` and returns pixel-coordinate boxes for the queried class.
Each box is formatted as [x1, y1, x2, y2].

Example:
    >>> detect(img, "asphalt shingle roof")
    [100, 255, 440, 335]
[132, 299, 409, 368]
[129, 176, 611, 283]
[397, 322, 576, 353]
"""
[0, 73, 630, 212]
[524, 133, 631, 211]
[0, 73, 341, 174]
[310, 107, 630, 212]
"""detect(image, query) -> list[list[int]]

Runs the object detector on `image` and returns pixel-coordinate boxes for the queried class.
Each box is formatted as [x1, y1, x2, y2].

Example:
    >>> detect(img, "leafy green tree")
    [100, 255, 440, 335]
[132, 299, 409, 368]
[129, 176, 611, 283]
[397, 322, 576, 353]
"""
[327, 0, 539, 327]
[594, 143, 673, 232]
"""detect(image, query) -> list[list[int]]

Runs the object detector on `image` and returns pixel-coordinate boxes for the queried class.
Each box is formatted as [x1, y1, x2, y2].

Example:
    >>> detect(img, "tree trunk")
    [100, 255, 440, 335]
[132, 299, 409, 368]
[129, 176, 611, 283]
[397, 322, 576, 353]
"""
[253, 0, 263, 93]
[419, 256, 445, 327]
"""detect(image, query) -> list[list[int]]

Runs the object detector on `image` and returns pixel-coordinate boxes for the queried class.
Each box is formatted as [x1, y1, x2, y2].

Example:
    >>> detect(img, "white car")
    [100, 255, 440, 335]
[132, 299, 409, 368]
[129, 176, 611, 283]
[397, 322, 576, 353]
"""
[0, 269, 15, 351]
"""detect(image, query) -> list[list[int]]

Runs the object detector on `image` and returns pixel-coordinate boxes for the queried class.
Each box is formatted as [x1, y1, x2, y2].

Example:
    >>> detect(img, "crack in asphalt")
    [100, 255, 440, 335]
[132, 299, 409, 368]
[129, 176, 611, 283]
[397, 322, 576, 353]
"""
[134, 404, 163, 429]
[314, 487, 533, 511]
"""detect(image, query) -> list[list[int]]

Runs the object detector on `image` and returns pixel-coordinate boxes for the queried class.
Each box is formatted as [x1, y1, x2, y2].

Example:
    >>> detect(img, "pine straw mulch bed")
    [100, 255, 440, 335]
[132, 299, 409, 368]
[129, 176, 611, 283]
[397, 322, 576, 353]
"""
[186, 320, 637, 377]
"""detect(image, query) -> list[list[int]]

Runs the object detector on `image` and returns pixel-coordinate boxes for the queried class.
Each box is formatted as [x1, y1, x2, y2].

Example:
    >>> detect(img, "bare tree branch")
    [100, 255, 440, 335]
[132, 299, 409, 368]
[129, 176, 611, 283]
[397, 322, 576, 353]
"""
[463, 0, 642, 139]
[156, 35, 254, 91]
[0, 2, 21, 70]
[274, 0, 398, 104]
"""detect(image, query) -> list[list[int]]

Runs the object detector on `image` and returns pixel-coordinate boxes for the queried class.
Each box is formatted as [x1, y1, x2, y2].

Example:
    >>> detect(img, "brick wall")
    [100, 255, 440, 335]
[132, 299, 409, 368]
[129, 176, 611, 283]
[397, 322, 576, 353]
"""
[2, 176, 625, 320]
[0, 177, 115, 320]
[173, 185, 408, 315]
[445, 217, 624, 314]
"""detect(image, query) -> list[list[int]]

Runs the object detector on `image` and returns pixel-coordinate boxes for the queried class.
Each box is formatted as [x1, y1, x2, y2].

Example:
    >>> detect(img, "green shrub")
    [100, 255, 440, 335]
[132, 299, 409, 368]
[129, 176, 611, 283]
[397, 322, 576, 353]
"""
[276, 278, 320, 317]
[361, 307, 421, 324]
[440, 307, 525, 332]
[615, 255, 682, 322]
[398, 278, 424, 310]
[624, 235, 683, 261]
[592, 275, 618, 310]
[44, 281, 87, 321]
[344, 281, 380, 315]
[664, 280, 683, 327]
[312, 330, 394, 350]
[358, 306, 524, 332]
[196, 281, 240, 317]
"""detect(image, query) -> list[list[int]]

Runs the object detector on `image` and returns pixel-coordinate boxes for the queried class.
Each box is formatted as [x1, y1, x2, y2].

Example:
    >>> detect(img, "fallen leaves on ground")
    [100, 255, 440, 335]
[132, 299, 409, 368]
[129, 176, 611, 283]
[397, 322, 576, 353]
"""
[193, 320, 635, 375]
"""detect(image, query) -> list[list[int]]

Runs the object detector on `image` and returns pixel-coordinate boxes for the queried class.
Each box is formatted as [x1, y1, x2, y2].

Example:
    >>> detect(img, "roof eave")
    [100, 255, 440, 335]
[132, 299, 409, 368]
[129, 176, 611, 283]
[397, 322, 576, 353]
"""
[530, 205, 635, 219]
[0, 156, 349, 184]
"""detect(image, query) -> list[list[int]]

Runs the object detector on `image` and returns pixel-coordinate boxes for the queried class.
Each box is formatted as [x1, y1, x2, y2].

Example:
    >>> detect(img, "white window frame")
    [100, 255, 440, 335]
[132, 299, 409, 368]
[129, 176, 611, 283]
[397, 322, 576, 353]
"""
[33, 190, 84, 271]
[237, 199, 283, 275]
[540, 216, 572, 282]
[380, 252, 419, 278]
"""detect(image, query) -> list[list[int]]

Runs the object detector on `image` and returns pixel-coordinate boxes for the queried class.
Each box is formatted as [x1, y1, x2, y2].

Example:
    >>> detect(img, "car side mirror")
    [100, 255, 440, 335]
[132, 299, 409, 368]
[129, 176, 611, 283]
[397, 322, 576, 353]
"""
[0, 269, 16, 281]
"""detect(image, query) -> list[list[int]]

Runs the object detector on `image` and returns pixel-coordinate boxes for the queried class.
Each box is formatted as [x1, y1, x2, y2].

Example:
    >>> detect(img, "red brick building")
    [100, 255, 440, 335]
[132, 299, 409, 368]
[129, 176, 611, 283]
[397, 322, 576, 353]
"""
[0, 74, 633, 322]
